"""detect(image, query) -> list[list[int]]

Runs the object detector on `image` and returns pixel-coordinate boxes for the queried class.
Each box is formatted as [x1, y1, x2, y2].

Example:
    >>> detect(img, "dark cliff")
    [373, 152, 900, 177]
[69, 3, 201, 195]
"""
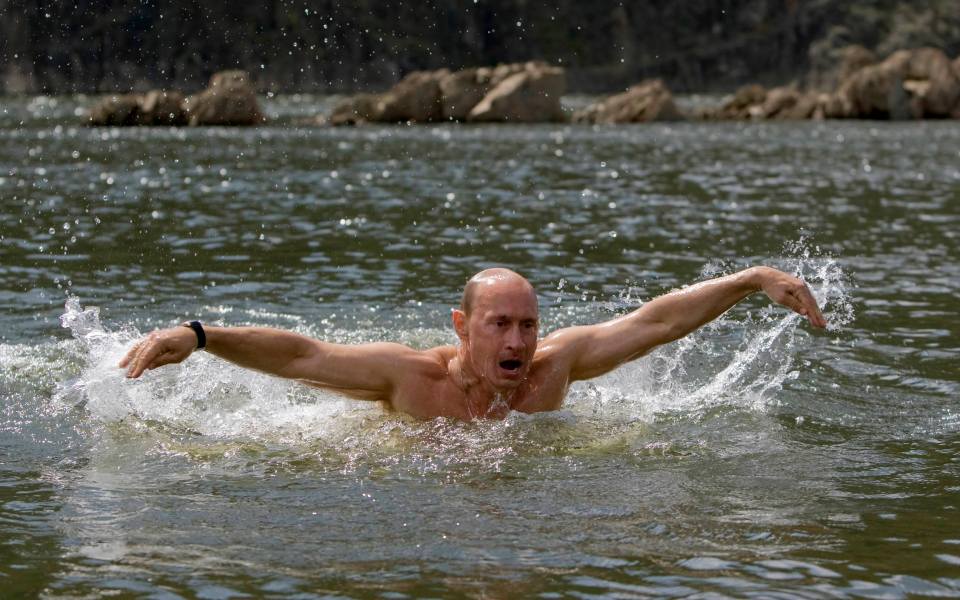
[1, 0, 958, 95]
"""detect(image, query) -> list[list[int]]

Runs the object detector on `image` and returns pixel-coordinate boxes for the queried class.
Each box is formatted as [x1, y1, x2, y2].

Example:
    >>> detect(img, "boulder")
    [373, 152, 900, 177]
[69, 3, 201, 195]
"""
[326, 61, 565, 125]
[833, 60, 911, 119]
[838, 45, 878, 83]
[572, 79, 682, 123]
[467, 64, 566, 123]
[954, 56, 960, 118]
[329, 93, 382, 126]
[439, 68, 492, 121]
[487, 62, 531, 88]
[87, 94, 141, 126]
[897, 47, 960, 117]
[698, 84, 830, 121]
[375, 69, 449, 122]
[184, 70, 265, 126]
[822, 92, 851, 119]
[831, 47, 960, 119]
[138, 90, 187, 125]
[701, 84, 767, 120]
[755, 86, 800, 119]
[779, 91, 829, 120]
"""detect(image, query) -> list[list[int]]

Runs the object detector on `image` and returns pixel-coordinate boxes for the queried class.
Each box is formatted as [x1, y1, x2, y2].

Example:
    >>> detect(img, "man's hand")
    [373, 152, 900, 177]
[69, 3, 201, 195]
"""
[752, 266, 827, 328]
[119, 326, 197, 378]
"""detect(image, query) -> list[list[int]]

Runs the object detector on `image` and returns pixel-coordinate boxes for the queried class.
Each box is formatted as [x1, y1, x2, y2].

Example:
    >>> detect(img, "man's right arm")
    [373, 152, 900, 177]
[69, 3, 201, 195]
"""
[119, 325, 413, 400]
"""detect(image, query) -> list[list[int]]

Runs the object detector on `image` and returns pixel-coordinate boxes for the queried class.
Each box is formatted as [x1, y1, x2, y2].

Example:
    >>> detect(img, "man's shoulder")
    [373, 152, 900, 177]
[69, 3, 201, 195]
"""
[535, 326, 590, 361]
[396, 344, 455, 379]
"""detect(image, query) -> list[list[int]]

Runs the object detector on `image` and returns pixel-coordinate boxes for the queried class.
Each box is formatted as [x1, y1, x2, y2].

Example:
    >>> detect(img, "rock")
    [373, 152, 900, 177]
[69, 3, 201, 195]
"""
[954, 56, 960, 118]
[467, 64, 565, 123]
[834, 59, 912, 119]
[87, 94, 142, 126]
[184, 70, 265, 126]
[375, 69, 449, 122]
[779, 91, 829, 120]
[572, 79, 682, 123]
[822, 91, 851, 119]
[87, 73, 262, 127]
[897, 47, 960, 117]
[701, 84, 767, 120]
[831, 47, 960, 119]
[138, 90, 187, 125]
[487, 62, 528, 88]
[838, 45, 878, 82]
[329, 93, 382, 126]
[699, 84, 828, 121]
[756, 86, 800, 119]
[439, 68, 491, 121]
[326, 61, 565, 125]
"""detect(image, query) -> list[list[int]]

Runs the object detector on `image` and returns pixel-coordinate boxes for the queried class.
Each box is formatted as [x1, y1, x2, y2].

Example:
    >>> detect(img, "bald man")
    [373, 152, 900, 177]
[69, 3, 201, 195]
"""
[120, 266, 826, 420]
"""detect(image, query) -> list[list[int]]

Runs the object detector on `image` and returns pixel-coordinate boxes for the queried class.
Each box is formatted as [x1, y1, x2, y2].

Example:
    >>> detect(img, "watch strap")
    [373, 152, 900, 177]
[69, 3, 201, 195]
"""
[182, 320, 206, 350]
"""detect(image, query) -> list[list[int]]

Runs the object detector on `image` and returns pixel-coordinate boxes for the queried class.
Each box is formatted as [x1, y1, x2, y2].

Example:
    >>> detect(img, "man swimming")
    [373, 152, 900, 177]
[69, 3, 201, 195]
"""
[120, 266, 826, 420]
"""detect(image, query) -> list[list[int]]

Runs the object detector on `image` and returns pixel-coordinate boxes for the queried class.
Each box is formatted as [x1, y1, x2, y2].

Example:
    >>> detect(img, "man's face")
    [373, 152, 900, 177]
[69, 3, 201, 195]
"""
[457, 280, 539, 390]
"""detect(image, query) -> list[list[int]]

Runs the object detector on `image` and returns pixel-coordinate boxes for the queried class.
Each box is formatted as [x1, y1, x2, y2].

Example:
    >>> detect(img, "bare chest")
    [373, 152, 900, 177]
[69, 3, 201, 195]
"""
[389, 367, 570, 420]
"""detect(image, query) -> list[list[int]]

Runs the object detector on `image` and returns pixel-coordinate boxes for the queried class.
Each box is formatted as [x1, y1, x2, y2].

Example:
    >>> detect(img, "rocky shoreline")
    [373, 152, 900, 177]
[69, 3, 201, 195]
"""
[87, 71, 265, 127]
[85, 46, 960, 127]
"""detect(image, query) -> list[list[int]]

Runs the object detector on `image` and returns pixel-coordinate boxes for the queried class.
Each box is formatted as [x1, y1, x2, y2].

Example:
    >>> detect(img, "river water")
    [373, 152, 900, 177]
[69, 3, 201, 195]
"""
[1, 95, 958, 598]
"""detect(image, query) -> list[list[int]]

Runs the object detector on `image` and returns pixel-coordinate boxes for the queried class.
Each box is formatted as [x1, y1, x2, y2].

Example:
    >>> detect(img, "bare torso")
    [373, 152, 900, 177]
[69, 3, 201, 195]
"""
[386, 345, 573, 420]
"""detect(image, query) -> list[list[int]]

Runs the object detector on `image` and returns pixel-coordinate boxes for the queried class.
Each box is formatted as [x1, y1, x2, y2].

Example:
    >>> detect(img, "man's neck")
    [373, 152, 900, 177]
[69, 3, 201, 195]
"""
[451, 353, 518, 419]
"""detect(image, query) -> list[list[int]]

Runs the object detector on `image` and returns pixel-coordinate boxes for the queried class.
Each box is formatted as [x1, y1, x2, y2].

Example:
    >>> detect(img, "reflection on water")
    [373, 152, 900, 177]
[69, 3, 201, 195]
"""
[1, 95, 959, 597]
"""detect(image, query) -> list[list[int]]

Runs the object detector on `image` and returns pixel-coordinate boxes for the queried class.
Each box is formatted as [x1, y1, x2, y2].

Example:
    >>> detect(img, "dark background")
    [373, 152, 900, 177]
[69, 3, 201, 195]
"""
[2, 0, 959, 94]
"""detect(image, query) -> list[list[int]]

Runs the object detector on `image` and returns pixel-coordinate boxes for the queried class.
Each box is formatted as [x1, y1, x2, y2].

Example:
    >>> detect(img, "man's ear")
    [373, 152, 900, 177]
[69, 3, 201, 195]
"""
[452, 309, 468, 341]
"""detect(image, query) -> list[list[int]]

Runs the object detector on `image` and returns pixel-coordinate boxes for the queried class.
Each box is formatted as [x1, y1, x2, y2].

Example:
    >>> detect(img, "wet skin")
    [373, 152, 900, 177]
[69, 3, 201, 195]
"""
[120, 266, 826, 420]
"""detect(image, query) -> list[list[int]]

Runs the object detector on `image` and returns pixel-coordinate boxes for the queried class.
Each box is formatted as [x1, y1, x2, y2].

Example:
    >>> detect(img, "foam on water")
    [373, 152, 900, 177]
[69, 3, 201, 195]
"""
[52, 252, 852, 446]
[54, 298, 376, 443]
[568, 252, 852, 422]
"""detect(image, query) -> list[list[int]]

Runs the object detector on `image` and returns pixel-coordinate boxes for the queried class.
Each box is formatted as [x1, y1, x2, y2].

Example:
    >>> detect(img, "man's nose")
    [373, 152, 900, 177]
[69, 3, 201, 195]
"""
[505, 325, 525, 349]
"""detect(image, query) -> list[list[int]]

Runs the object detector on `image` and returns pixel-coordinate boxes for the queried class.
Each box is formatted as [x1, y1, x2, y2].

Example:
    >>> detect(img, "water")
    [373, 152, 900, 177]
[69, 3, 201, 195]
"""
[1, 95, 958, 598]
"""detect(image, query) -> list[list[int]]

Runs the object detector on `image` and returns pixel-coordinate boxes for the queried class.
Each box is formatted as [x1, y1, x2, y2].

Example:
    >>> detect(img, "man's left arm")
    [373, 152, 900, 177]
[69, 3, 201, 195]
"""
[541, 266, 826, 381]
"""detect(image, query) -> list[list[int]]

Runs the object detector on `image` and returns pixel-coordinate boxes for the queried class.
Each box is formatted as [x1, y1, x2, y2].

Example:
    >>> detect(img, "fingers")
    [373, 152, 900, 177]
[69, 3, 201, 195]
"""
[780, 282, 827, 329]
[118, 341, 142, 368]
[778, 289, 808, 317]
[120, 328, 196, 378]
[126, 340, 163, 378]
[797, 284, 827, 328]
[766, 273, 828, 329]
[122, 332, 168, 378]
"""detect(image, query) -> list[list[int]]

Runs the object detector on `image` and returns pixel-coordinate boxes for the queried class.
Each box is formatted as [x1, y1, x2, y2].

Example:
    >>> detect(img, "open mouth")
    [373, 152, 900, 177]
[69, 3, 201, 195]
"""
[499, 359, 522, 371]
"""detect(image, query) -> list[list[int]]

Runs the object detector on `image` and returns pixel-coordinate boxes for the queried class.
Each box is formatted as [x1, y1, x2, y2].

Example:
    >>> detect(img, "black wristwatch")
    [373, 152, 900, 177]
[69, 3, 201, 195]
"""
[182, 320, 206, 350]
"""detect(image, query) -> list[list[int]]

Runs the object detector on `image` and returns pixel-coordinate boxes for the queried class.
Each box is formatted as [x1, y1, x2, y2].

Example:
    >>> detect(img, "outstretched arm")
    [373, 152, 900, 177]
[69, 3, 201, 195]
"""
[544, 266, 826, 381]
[119, 325, 415, 400]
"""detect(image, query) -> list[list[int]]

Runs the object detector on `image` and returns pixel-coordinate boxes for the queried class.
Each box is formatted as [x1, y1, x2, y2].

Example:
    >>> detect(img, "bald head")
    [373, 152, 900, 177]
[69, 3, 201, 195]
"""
[461, 268, 537, 316]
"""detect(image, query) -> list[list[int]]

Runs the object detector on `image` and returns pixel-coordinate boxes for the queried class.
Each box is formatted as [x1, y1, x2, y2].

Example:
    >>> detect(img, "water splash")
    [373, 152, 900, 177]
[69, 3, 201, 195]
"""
[55, 297, 376, 440]
[55, 246, 851, 447]
[572, 247, 853, 420]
